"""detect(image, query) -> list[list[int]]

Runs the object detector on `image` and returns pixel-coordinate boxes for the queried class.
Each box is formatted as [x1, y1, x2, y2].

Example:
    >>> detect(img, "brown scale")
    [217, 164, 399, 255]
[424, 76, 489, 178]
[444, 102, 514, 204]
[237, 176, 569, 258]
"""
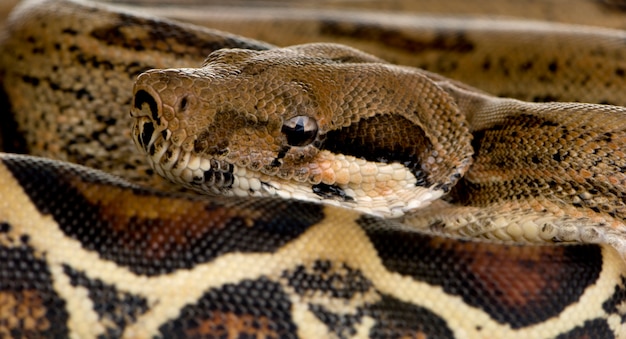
[2, 137, 626, 338]
[4, 1, 626, 337]
[131, 44, 473, 193]
[0, 0, 272, 190]
[446, 95, 626, 230]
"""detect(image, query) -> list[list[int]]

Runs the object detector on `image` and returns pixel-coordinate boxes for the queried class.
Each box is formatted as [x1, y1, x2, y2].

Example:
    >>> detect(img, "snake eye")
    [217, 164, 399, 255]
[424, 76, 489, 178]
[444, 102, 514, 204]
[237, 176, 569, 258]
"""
[281, 116, 318, 146]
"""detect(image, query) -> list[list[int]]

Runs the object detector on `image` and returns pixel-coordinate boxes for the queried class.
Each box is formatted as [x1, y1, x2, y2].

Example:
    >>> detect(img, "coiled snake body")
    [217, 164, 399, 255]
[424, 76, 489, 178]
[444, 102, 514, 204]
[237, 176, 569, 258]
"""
[1, 0, 626, 337]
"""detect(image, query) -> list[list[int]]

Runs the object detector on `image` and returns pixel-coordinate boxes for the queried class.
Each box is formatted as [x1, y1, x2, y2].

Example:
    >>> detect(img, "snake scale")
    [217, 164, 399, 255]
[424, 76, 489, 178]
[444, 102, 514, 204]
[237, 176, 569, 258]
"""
[2, 0, 626, 337]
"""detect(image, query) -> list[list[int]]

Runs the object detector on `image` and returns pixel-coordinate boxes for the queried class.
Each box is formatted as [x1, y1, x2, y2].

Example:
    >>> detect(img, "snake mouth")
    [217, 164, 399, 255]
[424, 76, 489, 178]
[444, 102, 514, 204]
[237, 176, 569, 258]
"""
[130, 86, 236, 193]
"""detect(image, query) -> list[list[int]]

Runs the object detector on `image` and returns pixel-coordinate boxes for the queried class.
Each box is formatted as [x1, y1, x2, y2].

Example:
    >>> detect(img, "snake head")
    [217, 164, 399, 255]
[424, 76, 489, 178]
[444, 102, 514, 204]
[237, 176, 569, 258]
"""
[130, 43, 473, 218]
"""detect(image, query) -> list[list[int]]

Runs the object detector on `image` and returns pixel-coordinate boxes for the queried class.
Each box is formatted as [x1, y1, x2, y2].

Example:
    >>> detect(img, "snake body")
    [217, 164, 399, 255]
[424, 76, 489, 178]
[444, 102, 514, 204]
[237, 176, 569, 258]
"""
[2, 0, 626, 338]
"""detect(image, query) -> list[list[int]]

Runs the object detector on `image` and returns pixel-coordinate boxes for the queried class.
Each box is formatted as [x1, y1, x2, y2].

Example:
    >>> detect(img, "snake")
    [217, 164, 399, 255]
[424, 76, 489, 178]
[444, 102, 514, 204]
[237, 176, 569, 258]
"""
[1, 0, 626, 337]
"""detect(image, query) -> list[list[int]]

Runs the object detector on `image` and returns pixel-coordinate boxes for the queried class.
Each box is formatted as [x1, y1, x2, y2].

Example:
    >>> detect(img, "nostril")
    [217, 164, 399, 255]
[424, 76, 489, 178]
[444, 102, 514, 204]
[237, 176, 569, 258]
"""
[134, 89, 159, 122]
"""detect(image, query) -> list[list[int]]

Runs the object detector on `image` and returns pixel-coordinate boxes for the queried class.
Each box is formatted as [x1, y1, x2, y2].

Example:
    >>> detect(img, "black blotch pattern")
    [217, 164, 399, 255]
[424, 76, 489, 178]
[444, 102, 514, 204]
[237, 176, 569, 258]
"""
[202, 169, 235, 188]
[140, 122, 154, 150]
[61, 28, 78, 36]
[307, 293, 454, 339]
[74, 88, 93, 101]
[133, 89, 160, 125]
[320, 20, 474, 54]
[89, 12, 272, 59]
[283, 260, 372, 299]
[323, 114, 433, 187]
[20, 75, 40, 86]
[309, 304, 362, 338]
[602, 276, 626, 323]
[0, 244, 69, 338]
[471, 114, 557, 158]
[282, 260, 453, 338]
[61, 40, 115, 70]
[312, 183, 354, 202]
[270, 146, 290, 168]
[460, 112, 626, 220]
[2, 154, 324, 276]
[357, 214, 603, 328]
[0, 84, 29, 153]
[63, 265, 149, 338]
[0, 222, 10, 233]
[158, 277, 297, 338]
[555, 318, 615, 339]
[367, 294, 455, 338]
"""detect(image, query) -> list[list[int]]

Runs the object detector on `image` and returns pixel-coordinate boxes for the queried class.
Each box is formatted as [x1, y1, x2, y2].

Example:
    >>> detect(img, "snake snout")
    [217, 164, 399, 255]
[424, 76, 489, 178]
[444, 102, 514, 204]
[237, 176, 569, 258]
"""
[129, 72, 237, 195]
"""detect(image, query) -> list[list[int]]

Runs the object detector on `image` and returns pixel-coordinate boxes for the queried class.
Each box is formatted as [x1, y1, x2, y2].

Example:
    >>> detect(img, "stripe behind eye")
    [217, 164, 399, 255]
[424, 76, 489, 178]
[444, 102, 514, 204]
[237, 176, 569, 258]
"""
[322, 114, 433, 187]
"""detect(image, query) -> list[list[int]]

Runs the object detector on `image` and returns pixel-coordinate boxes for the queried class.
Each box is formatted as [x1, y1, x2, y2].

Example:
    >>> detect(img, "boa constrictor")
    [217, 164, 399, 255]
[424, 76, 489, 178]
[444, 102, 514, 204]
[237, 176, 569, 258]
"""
[1, 0, 626, 338]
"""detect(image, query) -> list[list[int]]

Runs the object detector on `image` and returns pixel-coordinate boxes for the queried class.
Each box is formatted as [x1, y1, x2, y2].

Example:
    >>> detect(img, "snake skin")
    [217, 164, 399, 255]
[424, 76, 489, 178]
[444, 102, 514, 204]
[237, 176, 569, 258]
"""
[1, 154, 625, 337]
[2, 0, 626, 338]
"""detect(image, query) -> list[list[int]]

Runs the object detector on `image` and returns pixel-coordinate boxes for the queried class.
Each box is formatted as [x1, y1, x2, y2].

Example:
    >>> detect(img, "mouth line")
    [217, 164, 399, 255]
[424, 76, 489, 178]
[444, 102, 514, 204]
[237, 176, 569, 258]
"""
[145, 134, 236, 193]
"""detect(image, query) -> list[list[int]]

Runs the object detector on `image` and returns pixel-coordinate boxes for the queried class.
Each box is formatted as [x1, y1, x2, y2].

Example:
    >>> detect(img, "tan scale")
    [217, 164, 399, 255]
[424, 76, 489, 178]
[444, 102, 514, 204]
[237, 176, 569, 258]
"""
[2, 0, 626, 337]
[130, 44, 473, 217]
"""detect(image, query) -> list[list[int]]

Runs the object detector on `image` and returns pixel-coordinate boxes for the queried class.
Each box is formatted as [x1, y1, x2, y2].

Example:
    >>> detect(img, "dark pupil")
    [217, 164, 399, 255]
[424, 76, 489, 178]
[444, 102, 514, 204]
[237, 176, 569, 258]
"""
[294, 118, 305, 132]
[282, 117, 317, 146]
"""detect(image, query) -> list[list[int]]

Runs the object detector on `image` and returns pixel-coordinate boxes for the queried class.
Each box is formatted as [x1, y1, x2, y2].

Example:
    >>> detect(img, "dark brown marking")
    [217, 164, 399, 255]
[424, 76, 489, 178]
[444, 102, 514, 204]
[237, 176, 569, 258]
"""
[133, 90, 161, 126]
[0, 245, 69, 338]
[0, 84, 29, 154]
[181, 312, 280, 338]
[2, 154, 323, 276]
[308, 304, 362, 337]
[595, 0, 626, 11]
[61, 27, 78, 35]
[548, 60, 558, 73]
[366, 294, 455, 338]
[158, 277, 297, 338]
[602, 276, 626, 323]
[133, 90, 160, 125]
[555, 318, 615, 339]
[63, 265, 149, 337]
[20, 75, 40, 86]
[305, 289, 455, 338]
[283, 260, 372, 300]
[89, 12, 272, 59]
[462, 113, 626, 220]
[358, 214, 603, 328]
[312, 183, 355, 201]
[75, 53, 115, 71]
[0, 222, 10, 233]
[320, 20, 474, 54]
[194, 110, 255, 156]
[518, 60, 534, 72]
[323, 114, 434, 187]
